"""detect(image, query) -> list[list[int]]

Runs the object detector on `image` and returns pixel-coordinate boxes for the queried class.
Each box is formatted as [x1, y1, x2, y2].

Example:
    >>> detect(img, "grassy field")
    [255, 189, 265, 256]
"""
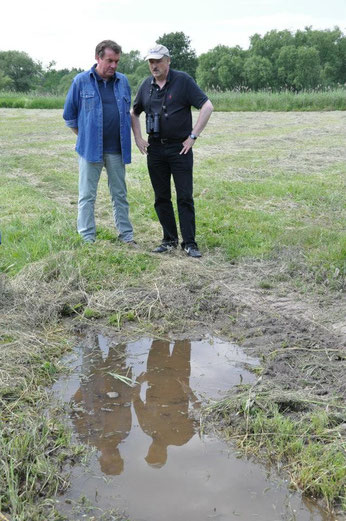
[0, 91, 66, 109]
[1, 88, 346, 111]
[209, 88, 346, 111]
[0, 108, 345, 520]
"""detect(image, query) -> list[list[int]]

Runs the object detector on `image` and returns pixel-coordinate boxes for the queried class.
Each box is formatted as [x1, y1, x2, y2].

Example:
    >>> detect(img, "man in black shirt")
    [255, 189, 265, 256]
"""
[131, 44, 213, 258]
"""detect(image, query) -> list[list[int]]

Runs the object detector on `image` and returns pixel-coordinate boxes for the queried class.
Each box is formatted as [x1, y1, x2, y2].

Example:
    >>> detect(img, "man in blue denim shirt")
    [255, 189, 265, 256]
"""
[63, 40, 136, 245]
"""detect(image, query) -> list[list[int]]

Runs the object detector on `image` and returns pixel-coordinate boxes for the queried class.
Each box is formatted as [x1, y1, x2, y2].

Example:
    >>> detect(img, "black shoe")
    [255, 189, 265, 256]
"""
[152, 241, 178, 253]
[184, 245, 202, 258]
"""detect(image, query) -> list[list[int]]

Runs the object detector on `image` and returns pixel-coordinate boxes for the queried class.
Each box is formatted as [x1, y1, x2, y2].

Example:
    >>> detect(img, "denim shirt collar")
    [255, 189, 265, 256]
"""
[91, 64, 119, 83]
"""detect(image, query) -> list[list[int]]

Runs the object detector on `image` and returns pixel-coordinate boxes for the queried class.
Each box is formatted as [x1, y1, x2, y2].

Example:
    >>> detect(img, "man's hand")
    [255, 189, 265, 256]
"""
[179, 99, 214, 155]
[135, 136, 149, 155]
[180, 136, 195, 155]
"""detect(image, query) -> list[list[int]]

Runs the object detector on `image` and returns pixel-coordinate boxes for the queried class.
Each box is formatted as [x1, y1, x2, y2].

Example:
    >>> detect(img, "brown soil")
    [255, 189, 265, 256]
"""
[66, 251, 346, 413]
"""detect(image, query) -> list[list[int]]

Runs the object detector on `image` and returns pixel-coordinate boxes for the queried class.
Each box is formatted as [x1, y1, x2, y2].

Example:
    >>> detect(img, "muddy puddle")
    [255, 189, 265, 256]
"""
[52, 335, 336, 521]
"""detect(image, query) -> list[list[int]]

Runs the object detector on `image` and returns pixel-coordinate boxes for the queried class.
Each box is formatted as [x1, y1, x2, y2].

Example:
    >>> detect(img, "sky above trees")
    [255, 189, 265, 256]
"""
[1, 0, 345, 69]
[1, 28, 345, 93]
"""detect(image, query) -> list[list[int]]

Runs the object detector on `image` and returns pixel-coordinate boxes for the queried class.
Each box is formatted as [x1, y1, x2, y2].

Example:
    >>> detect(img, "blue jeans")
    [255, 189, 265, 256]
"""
[78, 154, 133, 242]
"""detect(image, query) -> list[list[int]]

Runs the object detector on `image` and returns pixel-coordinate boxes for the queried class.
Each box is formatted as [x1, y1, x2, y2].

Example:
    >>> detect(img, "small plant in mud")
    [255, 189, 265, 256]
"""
[83, 307, 102, 319]
[108, 312, 123, 328]
[258, 280, 274, 290]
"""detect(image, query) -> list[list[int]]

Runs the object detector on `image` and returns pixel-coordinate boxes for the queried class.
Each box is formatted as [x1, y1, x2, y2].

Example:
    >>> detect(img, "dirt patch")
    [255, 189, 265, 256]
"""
[4, 249, 344, 396]
[60, 250, 345, 415]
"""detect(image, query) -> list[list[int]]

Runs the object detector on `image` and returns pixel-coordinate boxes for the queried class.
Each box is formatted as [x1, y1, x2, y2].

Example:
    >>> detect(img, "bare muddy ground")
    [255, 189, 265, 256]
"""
[69, 250, 345, 401]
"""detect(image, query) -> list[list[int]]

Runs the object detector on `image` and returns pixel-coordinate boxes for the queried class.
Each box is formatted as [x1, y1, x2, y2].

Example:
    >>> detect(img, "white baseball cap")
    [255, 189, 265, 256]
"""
[145, 44, 171, 60]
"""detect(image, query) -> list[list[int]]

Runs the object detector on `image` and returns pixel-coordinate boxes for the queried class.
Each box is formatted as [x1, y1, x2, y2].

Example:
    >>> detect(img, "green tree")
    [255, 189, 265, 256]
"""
[336, 36, 346, 83]
[196, 45, 246, 91]
[0, 50, 42, 92]
[250, 30, 294, 62]
[196, 46, 227, 90]
[243, 55, 273, 90]
[117, 50, 148, 91]
[156, 32, 198, 78]
[294, 46, 321, 89]
[127, 61, 150, 92]
[295, 27, 342, 85]
[0, 69, 13, 90]
[217, 50, 245, 90]
[276, 45, 298, 89]
[117, 50, 143, 75]
[56, 69, 83, 95]
[40, 61, 70, 94]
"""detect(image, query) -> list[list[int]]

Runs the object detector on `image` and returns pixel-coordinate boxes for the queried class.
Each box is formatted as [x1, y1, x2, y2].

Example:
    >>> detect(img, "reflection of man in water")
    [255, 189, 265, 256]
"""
[72, 340, 133, 475]
[133, 339, 199, 468]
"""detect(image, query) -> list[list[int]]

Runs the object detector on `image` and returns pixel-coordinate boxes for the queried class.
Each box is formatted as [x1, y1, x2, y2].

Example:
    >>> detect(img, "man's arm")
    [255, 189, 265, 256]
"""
[131, 110, 149, 155]
[180, 99, 214, 155]
[192, 99, 214, 137]
[63, 77, 79, 130]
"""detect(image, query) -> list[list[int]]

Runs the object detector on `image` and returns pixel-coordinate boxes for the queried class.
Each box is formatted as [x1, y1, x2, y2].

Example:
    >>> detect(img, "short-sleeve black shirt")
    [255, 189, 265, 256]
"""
[133, 69, 208, 140]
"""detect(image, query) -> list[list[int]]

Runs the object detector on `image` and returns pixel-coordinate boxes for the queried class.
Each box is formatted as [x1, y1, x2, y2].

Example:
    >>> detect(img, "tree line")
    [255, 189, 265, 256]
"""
[1, 27, 346, 94]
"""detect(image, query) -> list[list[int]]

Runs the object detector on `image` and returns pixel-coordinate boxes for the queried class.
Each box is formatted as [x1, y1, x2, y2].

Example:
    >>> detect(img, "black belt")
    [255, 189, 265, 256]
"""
[148, 137, 185, 144]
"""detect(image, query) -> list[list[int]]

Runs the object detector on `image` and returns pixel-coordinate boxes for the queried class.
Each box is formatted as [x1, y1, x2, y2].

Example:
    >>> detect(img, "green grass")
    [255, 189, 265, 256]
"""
[204, 400, 346, 511]
[0, 108, 345, 518]
[208, 88, 346, 111]
[0, 109, 344, 287]
[0, 414, 79, 520]
[0, 91, 65, 109]
[195, 172, 345, 284]
[1, 87, 346, 111]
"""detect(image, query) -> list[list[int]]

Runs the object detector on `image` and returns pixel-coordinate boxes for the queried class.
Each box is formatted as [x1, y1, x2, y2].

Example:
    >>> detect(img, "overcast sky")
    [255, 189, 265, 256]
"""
[1, 0, 345, 70]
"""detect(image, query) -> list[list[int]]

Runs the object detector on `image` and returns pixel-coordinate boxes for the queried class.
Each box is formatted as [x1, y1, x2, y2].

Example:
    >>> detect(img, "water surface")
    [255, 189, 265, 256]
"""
[53, 335, 335, 521]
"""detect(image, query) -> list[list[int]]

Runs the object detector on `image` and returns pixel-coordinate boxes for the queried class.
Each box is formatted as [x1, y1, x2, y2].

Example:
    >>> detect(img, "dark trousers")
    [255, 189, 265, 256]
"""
[147, 142, 196, 248]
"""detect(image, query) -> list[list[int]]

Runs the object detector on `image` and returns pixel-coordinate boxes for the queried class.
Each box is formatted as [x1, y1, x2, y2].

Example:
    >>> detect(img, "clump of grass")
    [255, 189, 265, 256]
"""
[0, 416, 66, 517]
[83, 307, 101, 319]
[203, 393, 346, 512]
[0, 411, 85, 521]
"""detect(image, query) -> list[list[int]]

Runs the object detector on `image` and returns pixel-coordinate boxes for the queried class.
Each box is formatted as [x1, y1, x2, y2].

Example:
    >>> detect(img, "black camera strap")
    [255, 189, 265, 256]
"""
[148, 84, 169, 119]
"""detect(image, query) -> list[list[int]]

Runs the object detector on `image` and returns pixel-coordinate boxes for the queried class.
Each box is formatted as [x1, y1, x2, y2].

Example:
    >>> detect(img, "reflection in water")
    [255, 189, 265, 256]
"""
[133, 340, 198, 468]
[71, 338, 199, 473]
[72, 344, 133, 475]
[53, 336, 335, 521]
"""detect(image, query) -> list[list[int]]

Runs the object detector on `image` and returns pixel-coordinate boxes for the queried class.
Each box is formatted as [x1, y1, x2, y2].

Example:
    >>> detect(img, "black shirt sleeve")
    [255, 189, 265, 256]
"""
[184, 73, 208, 109]
[132, 78, 148, 116]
